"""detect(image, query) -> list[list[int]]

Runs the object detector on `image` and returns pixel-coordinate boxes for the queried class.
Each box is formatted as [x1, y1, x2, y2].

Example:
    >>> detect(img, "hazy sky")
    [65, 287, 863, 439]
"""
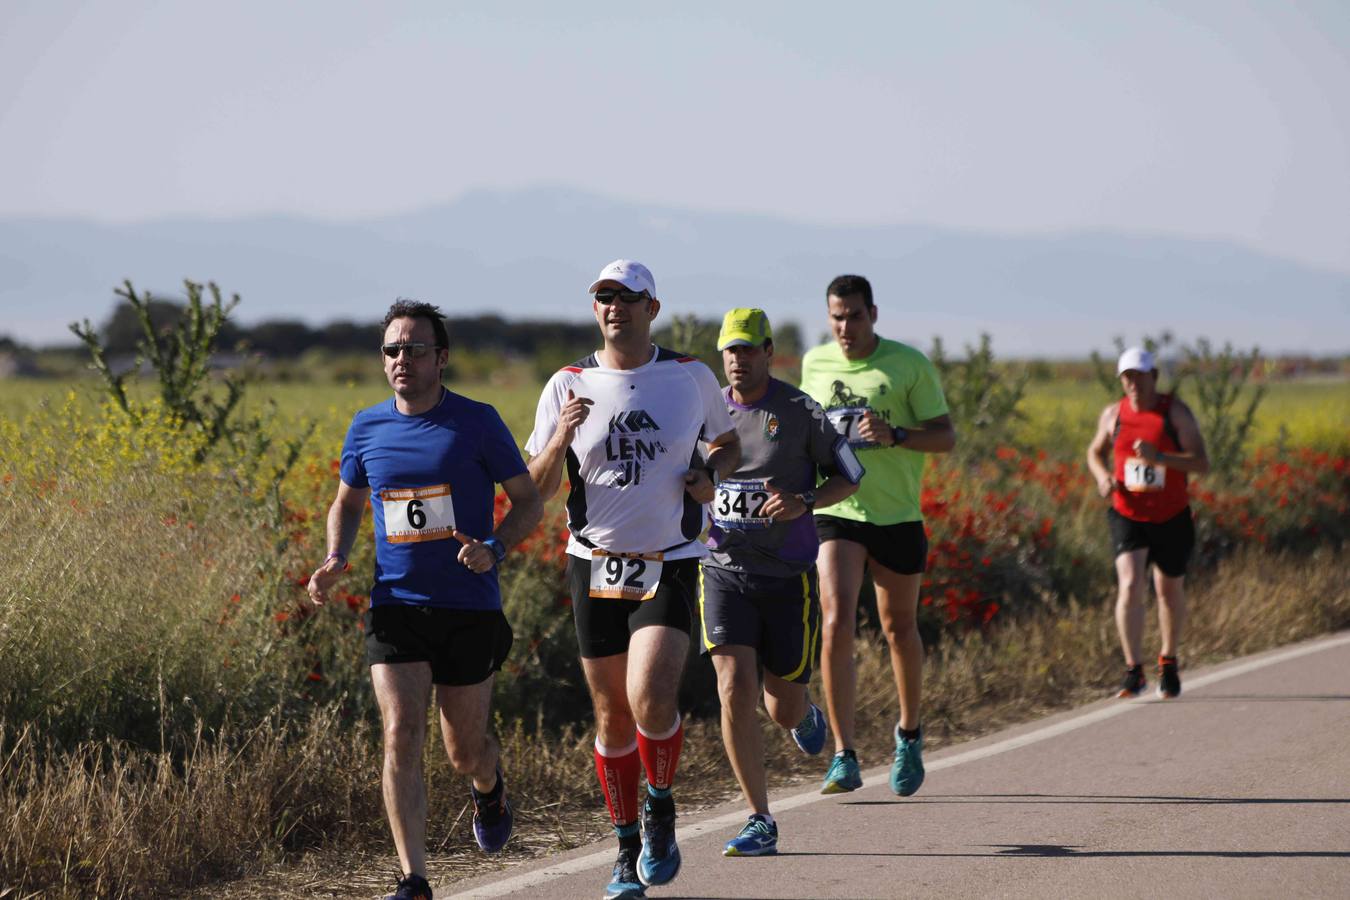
[2, 0, 1348, 273]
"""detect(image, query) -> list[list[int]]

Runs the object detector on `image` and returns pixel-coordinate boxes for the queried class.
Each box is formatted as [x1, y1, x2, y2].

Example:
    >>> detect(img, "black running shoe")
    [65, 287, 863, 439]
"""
[1157, 658, 1181, 698]
[1116, 665, 1146, 698]
[384, 873, 432, 900]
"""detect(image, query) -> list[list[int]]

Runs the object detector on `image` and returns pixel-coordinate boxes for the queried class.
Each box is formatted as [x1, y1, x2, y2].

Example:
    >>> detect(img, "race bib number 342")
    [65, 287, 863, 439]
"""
[712, 479, 772, 531]
[589, 550, 664, 601]
[381, 484, 455, 543]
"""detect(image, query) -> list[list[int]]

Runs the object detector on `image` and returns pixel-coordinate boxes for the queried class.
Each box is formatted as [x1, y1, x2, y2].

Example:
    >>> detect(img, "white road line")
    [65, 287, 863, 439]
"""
[445, 631, 1350, 898]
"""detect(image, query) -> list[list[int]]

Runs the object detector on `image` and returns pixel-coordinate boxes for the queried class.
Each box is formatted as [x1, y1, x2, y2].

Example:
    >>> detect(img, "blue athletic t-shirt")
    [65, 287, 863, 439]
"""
[339, 389, 528, 610]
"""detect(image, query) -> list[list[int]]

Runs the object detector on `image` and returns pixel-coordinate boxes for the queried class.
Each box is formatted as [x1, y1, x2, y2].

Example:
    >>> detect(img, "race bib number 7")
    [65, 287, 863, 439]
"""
[589, 550, 664, 601]
[1123, 457, 1166, 493]
[381, 484, 455, 543]
[826, 406, 874, 448]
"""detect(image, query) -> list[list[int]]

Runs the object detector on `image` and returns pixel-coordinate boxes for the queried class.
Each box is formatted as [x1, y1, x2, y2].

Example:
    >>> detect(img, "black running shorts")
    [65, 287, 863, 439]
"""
[1107, 506, 1195, 578]
[567, 556, 699, 659]
[364, 605, 514, 686]
[814, 516, 928, 576]
[697, 564, 820, 684]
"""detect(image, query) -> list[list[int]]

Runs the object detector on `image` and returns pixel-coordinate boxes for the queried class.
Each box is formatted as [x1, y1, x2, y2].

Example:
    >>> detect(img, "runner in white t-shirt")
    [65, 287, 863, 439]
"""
[526, 260, 740, 899]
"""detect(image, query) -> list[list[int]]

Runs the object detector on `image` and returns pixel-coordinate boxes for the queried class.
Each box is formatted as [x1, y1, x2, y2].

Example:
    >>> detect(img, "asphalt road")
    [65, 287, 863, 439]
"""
[444, 633, 1350, 899]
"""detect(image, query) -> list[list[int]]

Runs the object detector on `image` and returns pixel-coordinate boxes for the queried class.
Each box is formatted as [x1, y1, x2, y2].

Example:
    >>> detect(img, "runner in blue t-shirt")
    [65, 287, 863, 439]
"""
[307, 300, 542, 900]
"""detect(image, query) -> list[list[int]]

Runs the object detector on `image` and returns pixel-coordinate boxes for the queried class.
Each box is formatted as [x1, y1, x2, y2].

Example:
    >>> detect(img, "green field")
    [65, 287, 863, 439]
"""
[3, 370, 1347, 457]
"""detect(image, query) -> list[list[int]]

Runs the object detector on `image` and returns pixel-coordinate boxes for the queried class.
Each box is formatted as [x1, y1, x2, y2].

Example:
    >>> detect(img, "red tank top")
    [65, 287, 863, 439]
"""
[1111, 393, 1189, 523]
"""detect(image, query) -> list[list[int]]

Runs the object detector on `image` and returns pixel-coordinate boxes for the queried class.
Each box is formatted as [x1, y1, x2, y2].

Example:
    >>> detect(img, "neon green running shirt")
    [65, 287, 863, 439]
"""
[799, 337, 948, 524]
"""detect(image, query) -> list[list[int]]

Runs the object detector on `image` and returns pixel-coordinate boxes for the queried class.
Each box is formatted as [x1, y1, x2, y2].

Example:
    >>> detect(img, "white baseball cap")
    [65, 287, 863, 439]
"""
[588, 259, 656, 296]
[1117, 347, 1156, 374]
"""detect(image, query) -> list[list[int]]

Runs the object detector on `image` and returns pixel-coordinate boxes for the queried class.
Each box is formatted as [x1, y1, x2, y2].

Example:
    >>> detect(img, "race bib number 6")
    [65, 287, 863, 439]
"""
[1123, 457, 1166, 493]
[826, 405, 874, 448]
[381, 484, 455, 543]
[712, 479, 772, 531]
[589, 550, 664, 601]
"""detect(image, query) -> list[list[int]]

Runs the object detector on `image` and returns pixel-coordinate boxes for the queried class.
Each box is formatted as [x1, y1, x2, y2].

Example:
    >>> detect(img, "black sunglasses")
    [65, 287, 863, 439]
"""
[381, 342, 436, 359]
[594, 289, 651, 305]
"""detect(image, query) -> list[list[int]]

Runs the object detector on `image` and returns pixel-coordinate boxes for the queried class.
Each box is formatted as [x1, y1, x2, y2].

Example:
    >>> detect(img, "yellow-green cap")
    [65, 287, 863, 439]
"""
[716, 307, 773, 350]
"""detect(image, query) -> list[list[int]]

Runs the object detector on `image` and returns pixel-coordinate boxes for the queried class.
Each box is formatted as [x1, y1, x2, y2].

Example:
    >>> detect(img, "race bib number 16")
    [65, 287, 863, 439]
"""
[1123, 457, 1166, 493]
[589, 550, 664, 601]
[381, 484, 455, 543]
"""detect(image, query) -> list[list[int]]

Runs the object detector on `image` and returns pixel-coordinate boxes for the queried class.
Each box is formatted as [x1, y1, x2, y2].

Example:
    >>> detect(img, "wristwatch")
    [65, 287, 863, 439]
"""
[796, 490, 817, 510]
[482, 537, 507, 564]
[891, 426, 909, 447]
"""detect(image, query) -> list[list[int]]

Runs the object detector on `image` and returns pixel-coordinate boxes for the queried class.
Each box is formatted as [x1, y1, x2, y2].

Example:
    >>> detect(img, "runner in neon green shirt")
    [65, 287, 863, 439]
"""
[799, 274, 956, 797]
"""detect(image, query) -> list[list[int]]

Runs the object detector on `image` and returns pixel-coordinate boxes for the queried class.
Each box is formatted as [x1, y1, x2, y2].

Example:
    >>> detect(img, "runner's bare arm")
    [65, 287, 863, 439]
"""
[859, 411, 956, 452]
[685, 428, 741, 504]
[761, 472, 859, 521]
[1143, 399, 1210, 475]
[1086, 403, 1118, 497]
[307, 480, 370, 605]
[528, 389, 593, 501]
[491, 472, 545, 550]
[704, 428, 742, 480]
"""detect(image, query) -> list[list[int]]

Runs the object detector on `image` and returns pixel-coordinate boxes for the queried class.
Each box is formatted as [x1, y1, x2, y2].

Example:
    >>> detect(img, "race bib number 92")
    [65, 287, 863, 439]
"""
[381, 484, 455, 543]
[589, 550, 664, 601]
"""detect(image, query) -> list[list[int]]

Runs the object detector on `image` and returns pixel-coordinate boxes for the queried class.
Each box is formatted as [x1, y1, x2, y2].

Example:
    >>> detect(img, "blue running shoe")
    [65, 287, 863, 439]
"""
[604, 845, 645, 900]
[820, 750, 862, 794]
[636, 798, 681, 886]
[791, 702, 827, 756]
[889, 726, 925, 796]
[723, 815, 778, 857]
[471, 771, 513, 853]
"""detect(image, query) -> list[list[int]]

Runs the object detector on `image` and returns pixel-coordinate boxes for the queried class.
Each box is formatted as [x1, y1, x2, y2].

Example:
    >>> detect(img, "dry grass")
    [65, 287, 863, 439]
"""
[4, 548, 1324, 900]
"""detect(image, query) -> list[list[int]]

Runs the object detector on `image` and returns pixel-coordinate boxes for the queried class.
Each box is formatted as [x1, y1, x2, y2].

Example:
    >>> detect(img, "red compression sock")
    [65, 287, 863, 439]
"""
[594, 739, 641, 825]
[636, 714, 683, 791]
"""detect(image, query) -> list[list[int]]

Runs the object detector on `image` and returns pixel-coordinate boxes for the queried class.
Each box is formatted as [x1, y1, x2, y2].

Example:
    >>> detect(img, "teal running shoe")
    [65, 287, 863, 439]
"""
[636, 798, 681, 886]
[820, 750, 862, 794]
[791, 702, 827, 756]
[889, 725, 925, 796]
[723, 815, 778, 857]
[604, 845, 645, 899]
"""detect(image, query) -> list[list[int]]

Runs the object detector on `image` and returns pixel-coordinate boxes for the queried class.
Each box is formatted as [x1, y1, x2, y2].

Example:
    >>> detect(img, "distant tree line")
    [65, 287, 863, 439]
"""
[85, 299, 601, 359]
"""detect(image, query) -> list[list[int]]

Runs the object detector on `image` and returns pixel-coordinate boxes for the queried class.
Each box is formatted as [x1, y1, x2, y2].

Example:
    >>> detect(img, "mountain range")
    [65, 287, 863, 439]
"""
[1, 186, 1346, 356]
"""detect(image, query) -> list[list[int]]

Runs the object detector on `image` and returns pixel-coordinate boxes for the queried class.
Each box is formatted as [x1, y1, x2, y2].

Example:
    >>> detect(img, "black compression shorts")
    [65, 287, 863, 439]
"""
[814, 516, 928, 576]
[567, 555, 699, 659]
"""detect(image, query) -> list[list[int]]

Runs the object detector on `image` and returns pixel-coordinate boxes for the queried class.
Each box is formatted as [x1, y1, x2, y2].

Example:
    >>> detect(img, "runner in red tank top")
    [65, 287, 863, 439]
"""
[1087, 347, 1210, 700]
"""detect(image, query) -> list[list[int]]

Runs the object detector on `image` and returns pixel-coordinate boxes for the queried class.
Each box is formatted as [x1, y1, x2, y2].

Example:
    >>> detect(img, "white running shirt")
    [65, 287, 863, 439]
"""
[526, 346, 735, 561]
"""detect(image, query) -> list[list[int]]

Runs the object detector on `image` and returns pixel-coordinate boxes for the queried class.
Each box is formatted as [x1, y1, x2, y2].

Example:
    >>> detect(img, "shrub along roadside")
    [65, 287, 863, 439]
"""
[3, 548, 1345, 900]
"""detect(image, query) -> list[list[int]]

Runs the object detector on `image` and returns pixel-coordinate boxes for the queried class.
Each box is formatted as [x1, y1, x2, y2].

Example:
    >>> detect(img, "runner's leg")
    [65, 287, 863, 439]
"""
[712, 645, 769, 815]
[372, 662, 433, 879]
[434, 676, 499, 792]
[581, 654, 642, 827]
[1114, 548, 1150, 666]
[871, 562, 923, 732]
[762, 671, 808, 731]
[1153, 569, 1187, 659]
[628, 624, 689, 787]
[817, 539, 868, 754]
